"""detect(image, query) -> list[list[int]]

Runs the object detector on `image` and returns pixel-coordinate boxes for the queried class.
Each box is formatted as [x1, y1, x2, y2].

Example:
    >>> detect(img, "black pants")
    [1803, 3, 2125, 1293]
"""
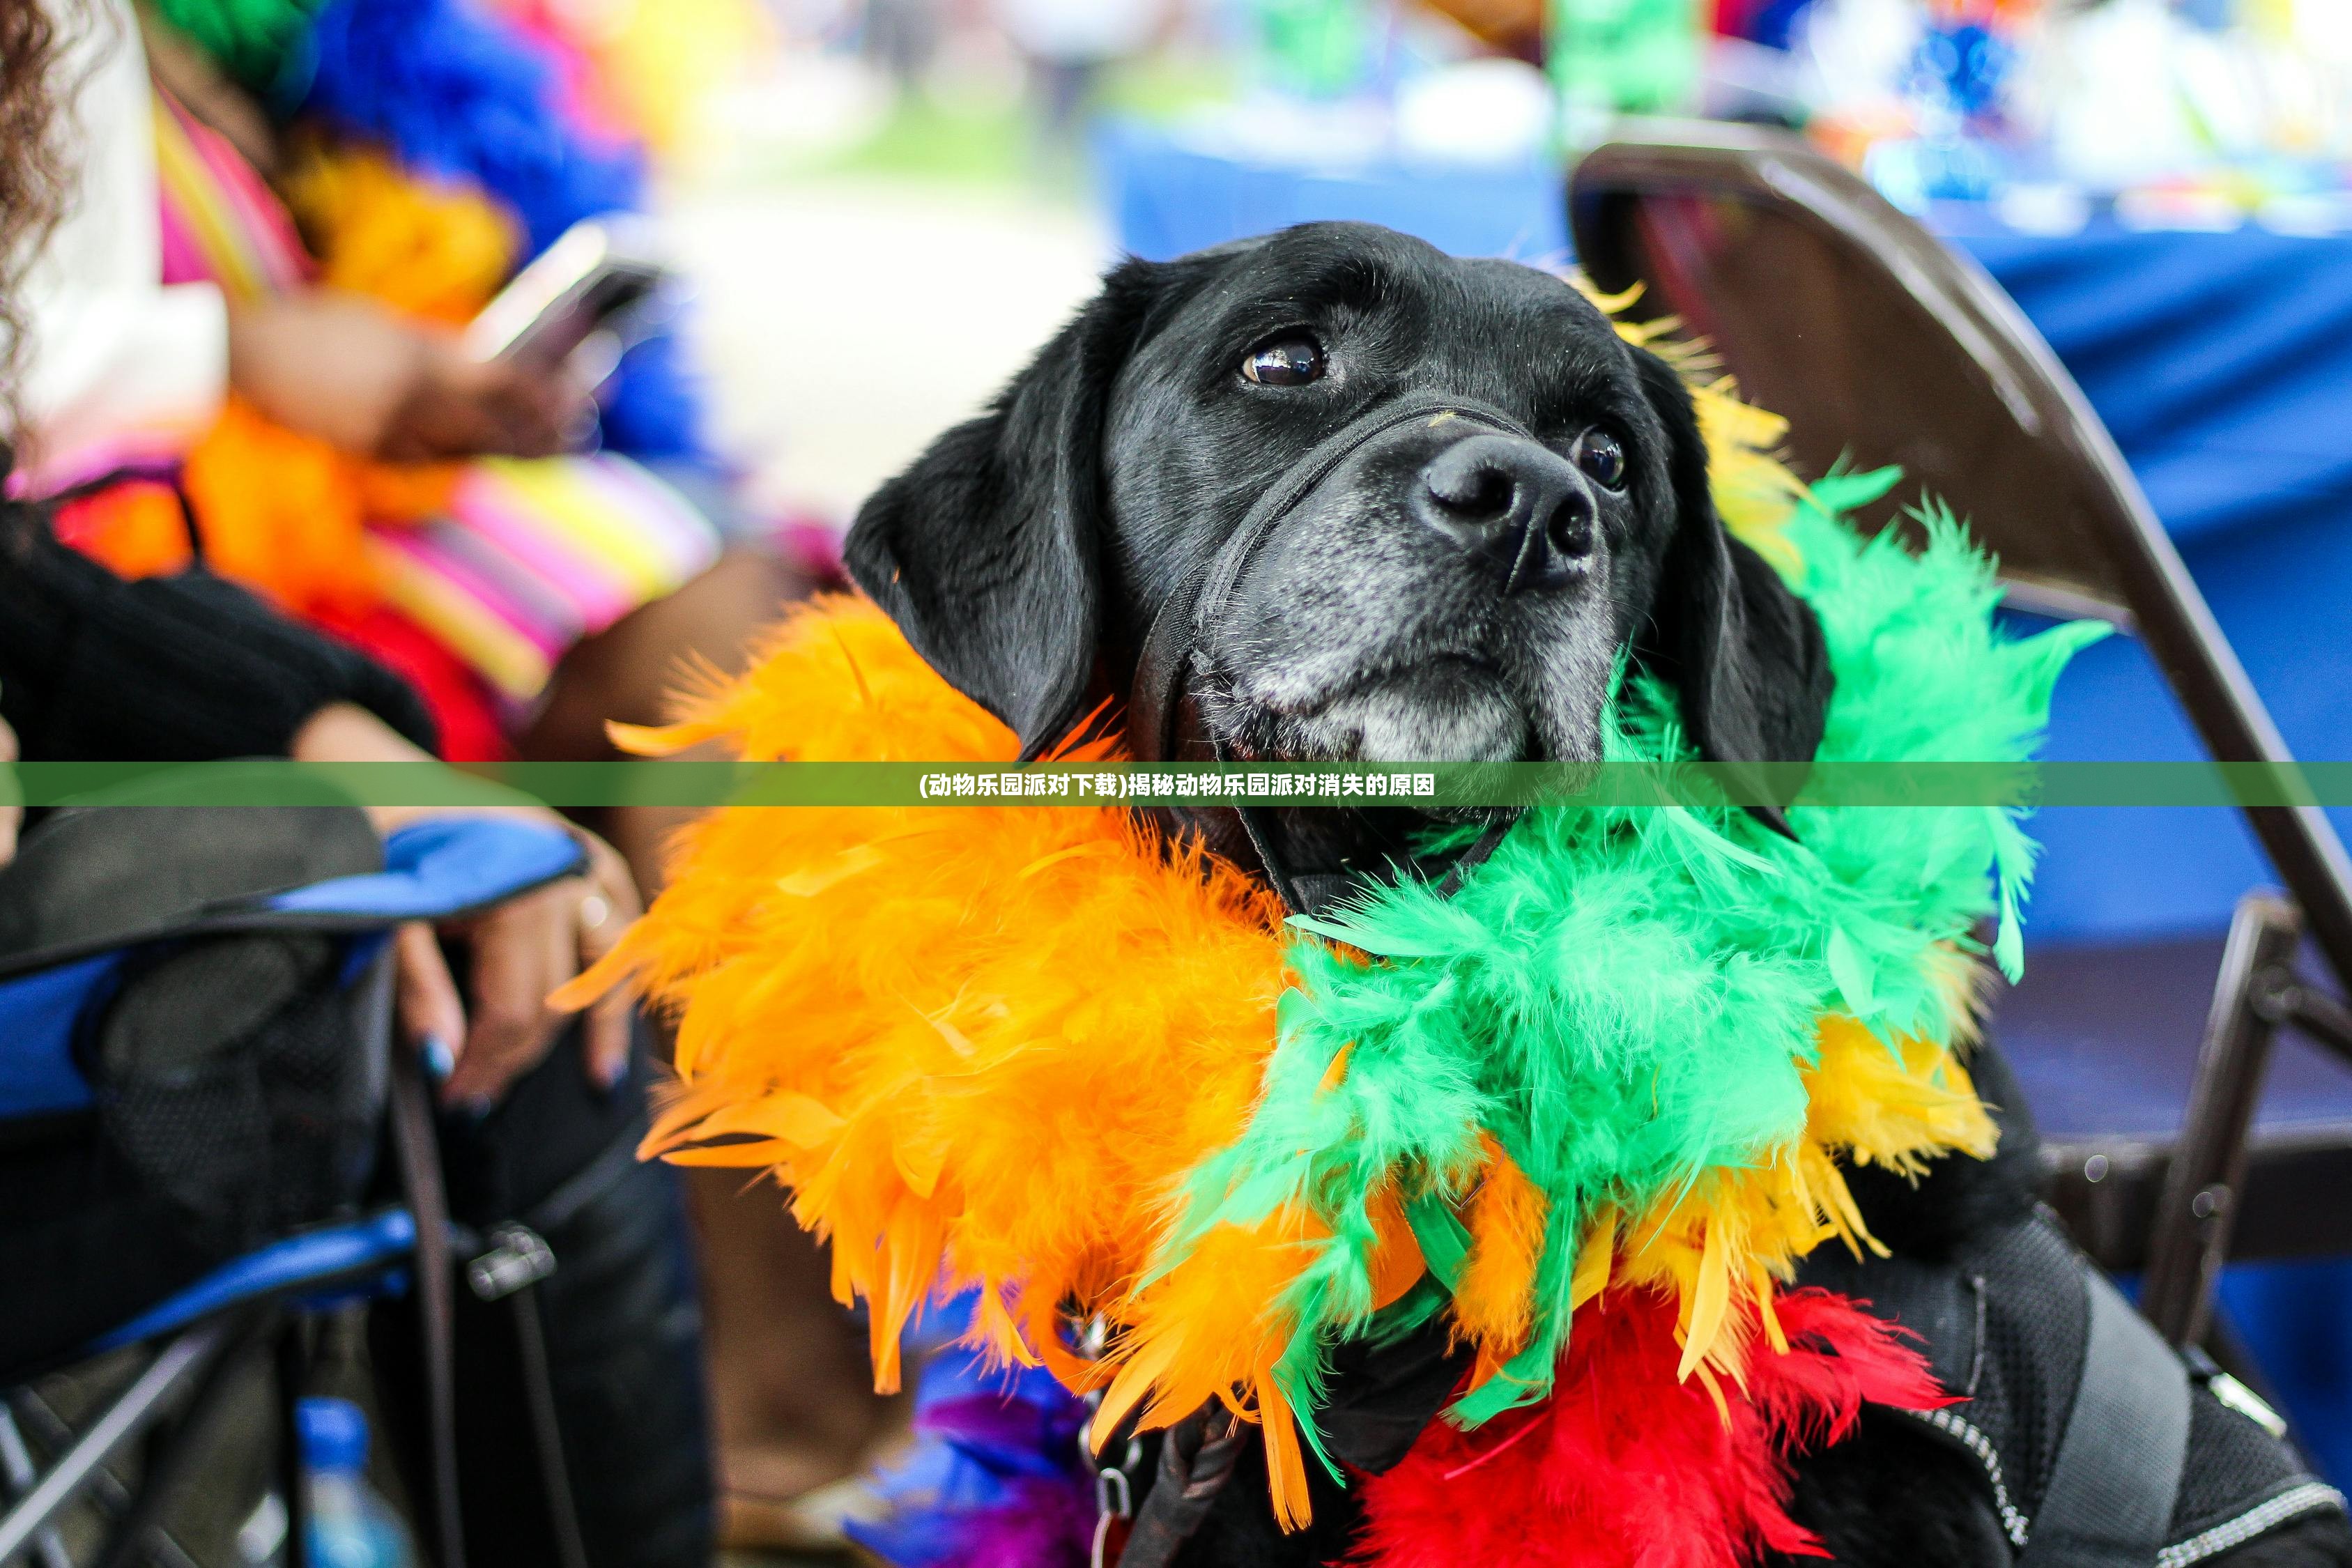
[371, 1015, 714, 1568]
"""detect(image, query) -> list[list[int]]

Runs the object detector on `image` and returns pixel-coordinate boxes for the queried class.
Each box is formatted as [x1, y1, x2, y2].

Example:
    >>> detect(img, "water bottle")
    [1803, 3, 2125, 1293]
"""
[296, 1398, 415, 1568]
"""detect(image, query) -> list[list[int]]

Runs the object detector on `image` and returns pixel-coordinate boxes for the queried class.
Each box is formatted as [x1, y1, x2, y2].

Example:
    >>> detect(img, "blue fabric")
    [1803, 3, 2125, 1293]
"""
[88, 1209, 417, 1352]
[599, 333, 712, 466]
[0, 820, 578, 1123]
[0, 953, 122, 1118]
[1958, 217, 2352, 945]
[1093, 126, 2352, 942]
[2220, 1258, 2352, 1486]
[268, 817, 583, 921]
[1097, 121, 1569, 265]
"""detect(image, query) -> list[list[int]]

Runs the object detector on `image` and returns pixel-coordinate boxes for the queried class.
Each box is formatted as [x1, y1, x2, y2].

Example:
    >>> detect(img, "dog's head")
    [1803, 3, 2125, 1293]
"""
[846, 222, 1829, 803]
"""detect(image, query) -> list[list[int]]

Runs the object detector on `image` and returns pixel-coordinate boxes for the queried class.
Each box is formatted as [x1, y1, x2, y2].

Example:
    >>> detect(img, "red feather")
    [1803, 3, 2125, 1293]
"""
[1353, 1288, 1949, 1568]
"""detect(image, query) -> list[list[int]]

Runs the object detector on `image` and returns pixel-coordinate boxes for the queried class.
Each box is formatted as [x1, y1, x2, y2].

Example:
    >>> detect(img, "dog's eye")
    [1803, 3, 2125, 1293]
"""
[1241, 337, 1325, 386]
[1577, 430, 1627, 490]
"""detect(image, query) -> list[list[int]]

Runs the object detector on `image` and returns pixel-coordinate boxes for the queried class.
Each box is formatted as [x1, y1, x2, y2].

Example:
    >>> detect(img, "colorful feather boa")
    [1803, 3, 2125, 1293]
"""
[572, 386, 2105, 1550]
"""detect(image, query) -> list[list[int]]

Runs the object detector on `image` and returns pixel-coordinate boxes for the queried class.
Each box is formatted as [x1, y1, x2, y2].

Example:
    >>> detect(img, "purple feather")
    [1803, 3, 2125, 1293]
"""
[847, 1308, 1099, 1568]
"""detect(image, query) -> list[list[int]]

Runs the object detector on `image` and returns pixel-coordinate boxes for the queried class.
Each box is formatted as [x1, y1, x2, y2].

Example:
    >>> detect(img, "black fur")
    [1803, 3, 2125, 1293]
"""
[845, 222, 2349, 1567]
[846, 254, 1228, 758]
[1628, 347, 1832, 833]
[846, 223, 1831, 802]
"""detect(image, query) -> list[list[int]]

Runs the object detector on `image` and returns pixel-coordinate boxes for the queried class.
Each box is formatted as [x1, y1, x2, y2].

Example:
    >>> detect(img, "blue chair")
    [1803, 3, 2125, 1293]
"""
[0, 815, 586, 1568]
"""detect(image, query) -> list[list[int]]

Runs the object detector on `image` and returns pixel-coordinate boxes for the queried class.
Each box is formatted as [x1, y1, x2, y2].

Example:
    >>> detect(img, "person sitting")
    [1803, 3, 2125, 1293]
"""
[0, 7, 712, 1541]
[0, 507, 718, 1565]
[17, 0, 798, 891]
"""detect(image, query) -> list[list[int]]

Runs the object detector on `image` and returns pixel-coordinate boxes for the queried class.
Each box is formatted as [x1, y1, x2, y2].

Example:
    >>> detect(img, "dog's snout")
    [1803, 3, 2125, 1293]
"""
[1411, 434, 1594, 592]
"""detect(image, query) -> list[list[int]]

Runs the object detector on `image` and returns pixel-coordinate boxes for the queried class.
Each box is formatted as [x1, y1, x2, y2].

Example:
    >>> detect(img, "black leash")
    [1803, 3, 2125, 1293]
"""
[386, 1043, 467, 1568]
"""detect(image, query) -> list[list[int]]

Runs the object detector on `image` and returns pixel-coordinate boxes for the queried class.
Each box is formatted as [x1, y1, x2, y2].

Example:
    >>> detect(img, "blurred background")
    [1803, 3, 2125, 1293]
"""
[662, 0, 2352, 517]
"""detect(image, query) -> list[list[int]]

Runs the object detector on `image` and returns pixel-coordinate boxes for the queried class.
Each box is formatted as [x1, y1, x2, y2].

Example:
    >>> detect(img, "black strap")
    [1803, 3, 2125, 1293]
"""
[1116, 1412, 1248, 1568]
[509, 1282, 592, 1568]
[2019, 1270, 2191, 1568]
[1230, 804, 1311, 916]
[1807, 1210, 2190, 1568]
[387, 1045, 467, 1568]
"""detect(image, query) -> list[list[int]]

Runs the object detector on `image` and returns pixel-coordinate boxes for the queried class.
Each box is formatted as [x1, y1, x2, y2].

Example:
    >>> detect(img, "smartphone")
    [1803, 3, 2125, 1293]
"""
[463, 216, 675, 374]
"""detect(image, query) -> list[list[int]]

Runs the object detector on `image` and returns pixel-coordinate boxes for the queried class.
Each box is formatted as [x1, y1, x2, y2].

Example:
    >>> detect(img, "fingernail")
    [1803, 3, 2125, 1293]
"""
[422, 1034, 456, 1081]
[461, 1095, 497, 1121]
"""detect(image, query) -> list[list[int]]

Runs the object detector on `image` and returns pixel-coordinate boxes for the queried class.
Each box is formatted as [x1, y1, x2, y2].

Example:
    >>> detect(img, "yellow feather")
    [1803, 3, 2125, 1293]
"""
[1677, 1217, 1732, 1383]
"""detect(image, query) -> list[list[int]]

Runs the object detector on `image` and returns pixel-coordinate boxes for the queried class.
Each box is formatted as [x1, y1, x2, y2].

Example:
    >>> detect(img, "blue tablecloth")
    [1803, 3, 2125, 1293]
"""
[1095, 121, 2352, 946]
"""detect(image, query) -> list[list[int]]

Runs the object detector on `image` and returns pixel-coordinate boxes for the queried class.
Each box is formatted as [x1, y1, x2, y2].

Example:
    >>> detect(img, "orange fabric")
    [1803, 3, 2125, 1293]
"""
[565, 595, 1335, 1524]
[177, 397, 458, 617]
[51, 483, 197, 580]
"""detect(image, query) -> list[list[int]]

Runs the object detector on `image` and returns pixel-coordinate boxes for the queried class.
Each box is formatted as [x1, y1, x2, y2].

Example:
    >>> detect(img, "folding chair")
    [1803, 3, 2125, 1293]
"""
[1567, 121, 2352, 1362]
[0, 815, 587, 1568]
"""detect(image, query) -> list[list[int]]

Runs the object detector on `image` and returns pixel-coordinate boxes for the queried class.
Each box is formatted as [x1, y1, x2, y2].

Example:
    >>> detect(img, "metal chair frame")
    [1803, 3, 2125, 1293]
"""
[0, 818, 594, 1568]
[0, 953, 445, 1568]
[1568, 120, 2352, 1350]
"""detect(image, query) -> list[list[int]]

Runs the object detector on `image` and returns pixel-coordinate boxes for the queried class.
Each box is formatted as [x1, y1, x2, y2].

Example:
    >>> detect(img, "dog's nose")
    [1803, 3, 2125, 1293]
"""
[1411, 434, 1594, 592]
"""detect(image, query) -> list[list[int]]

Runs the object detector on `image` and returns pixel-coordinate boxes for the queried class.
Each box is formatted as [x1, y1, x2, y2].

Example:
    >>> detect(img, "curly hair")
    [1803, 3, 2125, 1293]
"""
[0, 0, 84, 467]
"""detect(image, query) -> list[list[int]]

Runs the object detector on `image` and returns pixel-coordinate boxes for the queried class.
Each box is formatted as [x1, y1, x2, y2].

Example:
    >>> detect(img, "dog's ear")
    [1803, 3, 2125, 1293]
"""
[1631, 346, 1834, 836]
[845, 258, 1194, 760]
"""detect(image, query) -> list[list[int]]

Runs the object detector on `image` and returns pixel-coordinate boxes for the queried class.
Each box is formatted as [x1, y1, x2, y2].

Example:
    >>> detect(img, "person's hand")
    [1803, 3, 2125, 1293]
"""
[226, 291, 590, 463]
[392, 829, 640, 1111]
[0, 711, 20, 868]
[379, 340, 592, 463]
[290, 702, 640, 1109]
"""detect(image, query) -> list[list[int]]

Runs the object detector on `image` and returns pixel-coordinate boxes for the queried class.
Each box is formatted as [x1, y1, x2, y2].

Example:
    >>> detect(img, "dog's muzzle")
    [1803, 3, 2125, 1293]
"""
[1126, 389, 1539, 766]
[1125, 390, 1532, 914]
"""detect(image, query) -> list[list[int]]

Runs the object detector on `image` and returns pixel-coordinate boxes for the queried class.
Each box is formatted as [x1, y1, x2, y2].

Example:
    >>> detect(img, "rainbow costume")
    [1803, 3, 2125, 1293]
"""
[572, 358, 2107, 1564]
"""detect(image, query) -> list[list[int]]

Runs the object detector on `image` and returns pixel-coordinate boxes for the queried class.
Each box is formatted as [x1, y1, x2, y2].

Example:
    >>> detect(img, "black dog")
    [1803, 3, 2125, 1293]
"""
[840, 222, 2351, 1567]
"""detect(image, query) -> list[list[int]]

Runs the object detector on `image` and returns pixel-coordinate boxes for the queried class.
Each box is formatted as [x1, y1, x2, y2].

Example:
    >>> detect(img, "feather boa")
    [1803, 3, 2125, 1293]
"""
[854, 1279, 1950, 1568]
[1152, 475, 2103, 1466]
[1357, 1286, 1948, 1568]
[573, 387, 2105, 1546]
[280, 143, 520, 323]
[148, 0, 324, 92]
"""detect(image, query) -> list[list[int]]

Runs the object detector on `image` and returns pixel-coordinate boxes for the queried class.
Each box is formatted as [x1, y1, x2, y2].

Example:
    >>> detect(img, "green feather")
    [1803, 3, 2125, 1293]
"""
[1152, 494, 2112, 1436]
[149, 0, 327, 91]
